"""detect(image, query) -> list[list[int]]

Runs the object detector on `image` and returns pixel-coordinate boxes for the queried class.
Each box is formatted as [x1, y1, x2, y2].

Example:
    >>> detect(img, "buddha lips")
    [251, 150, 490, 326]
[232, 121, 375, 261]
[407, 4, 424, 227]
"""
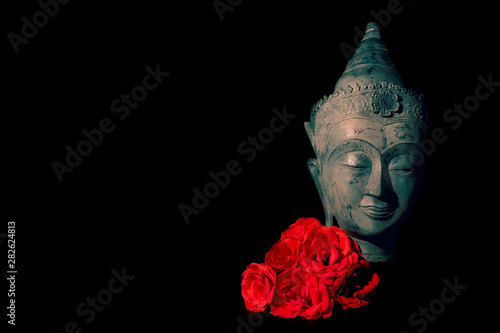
[241, 218, 379, 319]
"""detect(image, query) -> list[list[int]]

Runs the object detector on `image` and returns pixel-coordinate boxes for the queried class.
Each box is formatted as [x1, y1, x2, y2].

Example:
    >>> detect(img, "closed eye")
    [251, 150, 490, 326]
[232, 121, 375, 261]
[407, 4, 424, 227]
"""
[390, 167, 414, 174]
[389, 155, 416, 174]
[337, 151, 371, 171]
[341, 164, 369, 170]
[389, 163, 415, 174]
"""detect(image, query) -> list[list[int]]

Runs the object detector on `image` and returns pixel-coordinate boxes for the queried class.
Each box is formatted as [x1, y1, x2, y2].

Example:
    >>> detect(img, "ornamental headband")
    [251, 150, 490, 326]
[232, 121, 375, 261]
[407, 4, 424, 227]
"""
[305, 22, 428, 157]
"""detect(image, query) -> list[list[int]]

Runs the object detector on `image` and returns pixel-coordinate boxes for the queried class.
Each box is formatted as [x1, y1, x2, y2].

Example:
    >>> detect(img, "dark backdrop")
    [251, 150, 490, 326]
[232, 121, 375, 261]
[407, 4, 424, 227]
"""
[4, 0, 498, 332]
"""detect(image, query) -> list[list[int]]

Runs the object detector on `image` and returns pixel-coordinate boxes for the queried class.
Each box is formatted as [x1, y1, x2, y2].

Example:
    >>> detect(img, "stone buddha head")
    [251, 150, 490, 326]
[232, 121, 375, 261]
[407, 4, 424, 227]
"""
[305, 23, 427, 262]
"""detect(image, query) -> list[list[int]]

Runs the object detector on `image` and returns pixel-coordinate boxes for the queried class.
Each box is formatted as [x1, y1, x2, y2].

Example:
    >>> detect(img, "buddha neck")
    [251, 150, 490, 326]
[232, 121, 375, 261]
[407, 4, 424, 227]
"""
[351, 237, 395, 262]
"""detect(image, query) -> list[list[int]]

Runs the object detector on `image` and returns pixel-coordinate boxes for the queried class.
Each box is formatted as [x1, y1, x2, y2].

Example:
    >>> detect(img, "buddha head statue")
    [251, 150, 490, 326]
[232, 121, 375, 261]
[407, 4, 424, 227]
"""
[305, 22, 427, 262]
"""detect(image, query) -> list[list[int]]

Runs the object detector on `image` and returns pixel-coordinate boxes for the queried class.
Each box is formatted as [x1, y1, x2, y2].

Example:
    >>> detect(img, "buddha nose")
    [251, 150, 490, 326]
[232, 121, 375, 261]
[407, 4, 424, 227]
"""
[364, 165, 395, 202]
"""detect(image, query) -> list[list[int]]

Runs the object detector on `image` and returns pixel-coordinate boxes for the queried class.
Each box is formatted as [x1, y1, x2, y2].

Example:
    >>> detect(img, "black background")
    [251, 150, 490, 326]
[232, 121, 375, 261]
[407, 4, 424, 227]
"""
[4, 0, 499, 332]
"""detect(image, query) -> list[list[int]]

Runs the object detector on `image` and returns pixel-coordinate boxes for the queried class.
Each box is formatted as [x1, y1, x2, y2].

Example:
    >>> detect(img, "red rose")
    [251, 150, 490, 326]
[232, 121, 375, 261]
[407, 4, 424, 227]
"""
[264, 237, 301, 274]
[280, 217, 322, 241]
[298, 226, 362, 285]
[332, 261, 379, 309]
[270, 268, 333, 319]
[241, 217, 380, 319]
[241, 263, 277, 312]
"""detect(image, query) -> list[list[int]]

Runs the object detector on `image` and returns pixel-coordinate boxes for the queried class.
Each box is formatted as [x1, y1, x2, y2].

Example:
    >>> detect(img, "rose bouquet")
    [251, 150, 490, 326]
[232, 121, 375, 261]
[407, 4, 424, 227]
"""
[241, 218, 379, 319]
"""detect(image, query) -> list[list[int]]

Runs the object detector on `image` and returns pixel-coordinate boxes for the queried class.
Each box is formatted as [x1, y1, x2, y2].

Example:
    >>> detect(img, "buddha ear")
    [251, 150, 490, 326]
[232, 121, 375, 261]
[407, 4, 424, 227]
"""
[307, 158, 335, 227]
[307, 158, 321, 184]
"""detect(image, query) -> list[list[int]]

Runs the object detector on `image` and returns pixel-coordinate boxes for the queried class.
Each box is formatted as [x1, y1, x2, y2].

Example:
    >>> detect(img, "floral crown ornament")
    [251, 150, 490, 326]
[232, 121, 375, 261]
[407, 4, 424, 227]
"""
[304, 22, 428, 158]
[241, 218, 379, 319]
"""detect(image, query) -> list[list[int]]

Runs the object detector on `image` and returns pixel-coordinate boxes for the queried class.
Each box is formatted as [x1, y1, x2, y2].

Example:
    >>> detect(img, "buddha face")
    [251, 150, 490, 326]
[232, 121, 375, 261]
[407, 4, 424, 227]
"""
[308, 118, 425, 258]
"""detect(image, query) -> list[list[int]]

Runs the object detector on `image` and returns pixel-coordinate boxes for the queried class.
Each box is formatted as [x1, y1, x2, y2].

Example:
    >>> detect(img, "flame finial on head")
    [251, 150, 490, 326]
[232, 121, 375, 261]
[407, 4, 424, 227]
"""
[305, 22, 427, 158]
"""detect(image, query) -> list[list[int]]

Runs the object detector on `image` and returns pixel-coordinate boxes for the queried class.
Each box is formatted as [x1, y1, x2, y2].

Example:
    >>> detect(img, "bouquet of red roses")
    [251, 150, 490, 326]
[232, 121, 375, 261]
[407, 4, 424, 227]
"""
[241, 218, 379, 319]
